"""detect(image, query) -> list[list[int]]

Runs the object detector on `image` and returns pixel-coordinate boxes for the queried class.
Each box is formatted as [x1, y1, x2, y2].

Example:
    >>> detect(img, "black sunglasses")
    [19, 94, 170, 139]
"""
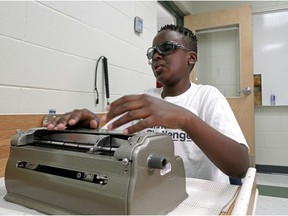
[146, 41, 192, 60]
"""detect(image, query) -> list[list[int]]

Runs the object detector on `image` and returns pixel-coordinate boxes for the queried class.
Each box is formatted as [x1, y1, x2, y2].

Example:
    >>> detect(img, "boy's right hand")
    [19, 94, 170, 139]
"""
[42, 108, 99, 130]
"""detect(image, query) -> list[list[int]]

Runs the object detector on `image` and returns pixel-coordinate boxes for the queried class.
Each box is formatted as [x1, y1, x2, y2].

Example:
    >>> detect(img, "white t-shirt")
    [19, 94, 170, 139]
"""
[143, 82, 248, 183]
[103, 82, 248, 184]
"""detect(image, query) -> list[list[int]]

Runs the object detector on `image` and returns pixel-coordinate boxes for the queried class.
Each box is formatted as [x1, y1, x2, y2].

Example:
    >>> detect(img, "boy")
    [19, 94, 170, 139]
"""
[43, 25, 249, 183]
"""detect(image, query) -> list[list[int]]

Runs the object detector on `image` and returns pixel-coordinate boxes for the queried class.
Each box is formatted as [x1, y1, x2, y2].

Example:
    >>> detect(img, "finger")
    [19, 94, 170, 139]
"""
[48, 110, 80, 130]
[89, 119, 99, 129]
[42, 114, 58, 127]
[65, 109, 99, 129]
[43, 115, 62, 130]
[108, 95, 140, 110]
[108, 108, 149, 130]
[90, 112, 100, 129]
[65, 109, 83, 126]
[63, 109, 95, 128]
[122, 117, 153, 134]
[106, 95, 144, 122]
[53, 114, 76, 130]
[80, 111, 100, 129]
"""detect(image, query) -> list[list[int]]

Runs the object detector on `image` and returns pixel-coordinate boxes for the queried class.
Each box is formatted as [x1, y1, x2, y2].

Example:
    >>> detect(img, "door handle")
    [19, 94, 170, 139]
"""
[239, 87, 251, 96]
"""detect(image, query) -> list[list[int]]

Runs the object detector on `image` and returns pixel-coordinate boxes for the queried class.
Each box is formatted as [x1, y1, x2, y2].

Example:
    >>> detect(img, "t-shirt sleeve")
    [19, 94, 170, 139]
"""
[204, 94, 248, 148]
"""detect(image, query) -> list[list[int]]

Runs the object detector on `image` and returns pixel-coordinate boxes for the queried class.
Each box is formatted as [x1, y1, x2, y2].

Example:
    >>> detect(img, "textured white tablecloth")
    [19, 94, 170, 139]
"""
[0, 176, 241, 215]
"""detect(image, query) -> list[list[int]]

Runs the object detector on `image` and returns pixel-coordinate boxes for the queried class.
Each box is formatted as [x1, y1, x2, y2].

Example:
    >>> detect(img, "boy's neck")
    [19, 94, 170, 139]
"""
[161, 81, 191, 98]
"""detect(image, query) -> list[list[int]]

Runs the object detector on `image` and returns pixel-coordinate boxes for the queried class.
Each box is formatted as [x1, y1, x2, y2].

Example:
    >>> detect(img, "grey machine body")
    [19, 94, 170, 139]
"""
[5, 128, 188, 215]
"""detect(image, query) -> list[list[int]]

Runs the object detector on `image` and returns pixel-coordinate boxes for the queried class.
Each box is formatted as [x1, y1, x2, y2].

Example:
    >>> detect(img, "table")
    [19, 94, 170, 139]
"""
[0, 168, 257, 215]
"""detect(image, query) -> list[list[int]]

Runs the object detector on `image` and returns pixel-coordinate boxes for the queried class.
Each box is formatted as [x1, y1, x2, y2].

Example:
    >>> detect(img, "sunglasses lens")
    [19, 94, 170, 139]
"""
[157, 43, 175, 54]
[147, 47, 154, 60]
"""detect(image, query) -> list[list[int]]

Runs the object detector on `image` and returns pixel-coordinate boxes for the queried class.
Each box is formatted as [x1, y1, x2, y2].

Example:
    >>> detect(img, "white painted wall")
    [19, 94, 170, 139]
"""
[255, 106, 288, 167]
[0, 1, 157, 114]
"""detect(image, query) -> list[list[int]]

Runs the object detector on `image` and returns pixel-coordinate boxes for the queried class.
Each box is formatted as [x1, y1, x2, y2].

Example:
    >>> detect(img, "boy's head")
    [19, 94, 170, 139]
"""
[148, 24, 198, 86]
[158, 24, 198, 54]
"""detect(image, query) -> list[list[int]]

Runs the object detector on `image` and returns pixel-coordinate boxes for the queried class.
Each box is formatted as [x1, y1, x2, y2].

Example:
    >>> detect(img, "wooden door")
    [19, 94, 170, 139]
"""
[184, 6, 255, 165]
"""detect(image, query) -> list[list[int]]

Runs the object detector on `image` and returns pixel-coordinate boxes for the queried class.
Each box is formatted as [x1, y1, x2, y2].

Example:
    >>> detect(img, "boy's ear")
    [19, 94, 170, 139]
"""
[188, 52, 198, 65]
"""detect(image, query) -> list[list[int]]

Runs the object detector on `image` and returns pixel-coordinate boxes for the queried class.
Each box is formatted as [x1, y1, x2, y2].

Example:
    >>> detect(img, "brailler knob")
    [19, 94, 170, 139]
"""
[147, 155, 167, 169]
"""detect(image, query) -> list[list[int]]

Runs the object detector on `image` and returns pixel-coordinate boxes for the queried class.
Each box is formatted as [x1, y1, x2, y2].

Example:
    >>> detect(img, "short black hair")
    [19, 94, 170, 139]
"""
[159, 24, 198, 54]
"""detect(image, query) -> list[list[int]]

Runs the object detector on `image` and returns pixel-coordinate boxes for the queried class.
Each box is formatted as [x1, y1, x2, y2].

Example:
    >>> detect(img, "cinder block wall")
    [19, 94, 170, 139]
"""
[0, 1, 158, 114]
[255, 106, 288, 168]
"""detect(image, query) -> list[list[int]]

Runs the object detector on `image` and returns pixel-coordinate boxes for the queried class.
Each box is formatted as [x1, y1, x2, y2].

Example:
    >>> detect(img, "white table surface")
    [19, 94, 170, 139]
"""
[0, 168, 257, 215]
